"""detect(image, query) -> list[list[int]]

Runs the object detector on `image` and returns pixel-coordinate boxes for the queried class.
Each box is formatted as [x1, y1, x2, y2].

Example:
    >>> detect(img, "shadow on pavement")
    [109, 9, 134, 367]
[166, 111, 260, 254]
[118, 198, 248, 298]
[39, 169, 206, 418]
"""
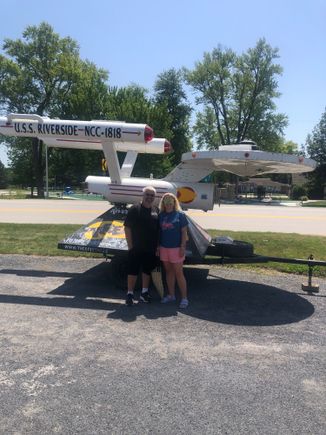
[0, 262, 315, 326]
[0, 269, 80, 278]
[183, 267, 315, 326]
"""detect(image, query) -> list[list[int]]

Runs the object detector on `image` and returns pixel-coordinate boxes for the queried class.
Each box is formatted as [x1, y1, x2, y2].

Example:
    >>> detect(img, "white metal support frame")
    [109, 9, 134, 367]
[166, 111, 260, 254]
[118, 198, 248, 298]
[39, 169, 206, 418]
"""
[101, 141, 122, 184]
[120, 151, 138, 178]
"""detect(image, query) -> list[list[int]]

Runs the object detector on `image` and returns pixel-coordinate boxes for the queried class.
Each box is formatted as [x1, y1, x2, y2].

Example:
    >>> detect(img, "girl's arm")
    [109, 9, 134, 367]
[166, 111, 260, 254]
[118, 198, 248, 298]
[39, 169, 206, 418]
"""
[180, 226, 188, 248]
[179, 225, 188, 256]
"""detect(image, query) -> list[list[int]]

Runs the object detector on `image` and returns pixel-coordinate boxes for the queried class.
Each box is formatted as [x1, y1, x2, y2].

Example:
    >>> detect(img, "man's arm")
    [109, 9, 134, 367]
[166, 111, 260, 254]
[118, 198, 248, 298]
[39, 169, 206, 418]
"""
[124, 206, 136, 250]
[124, 225, 133, 250]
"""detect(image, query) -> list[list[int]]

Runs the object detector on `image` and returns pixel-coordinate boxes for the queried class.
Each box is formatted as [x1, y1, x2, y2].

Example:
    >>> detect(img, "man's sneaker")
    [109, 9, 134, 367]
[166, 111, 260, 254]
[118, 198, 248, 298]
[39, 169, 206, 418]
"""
[139, 291, 151, 303]
[179, 298, 189, 309]
[125, 293, 134, 306]
[161, 295, 176, 303]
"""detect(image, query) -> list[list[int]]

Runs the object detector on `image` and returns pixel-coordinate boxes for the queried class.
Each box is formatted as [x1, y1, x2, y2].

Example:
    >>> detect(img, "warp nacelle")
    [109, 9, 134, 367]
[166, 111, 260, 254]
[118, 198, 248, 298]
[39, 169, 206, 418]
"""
[0, 113, 154, 145]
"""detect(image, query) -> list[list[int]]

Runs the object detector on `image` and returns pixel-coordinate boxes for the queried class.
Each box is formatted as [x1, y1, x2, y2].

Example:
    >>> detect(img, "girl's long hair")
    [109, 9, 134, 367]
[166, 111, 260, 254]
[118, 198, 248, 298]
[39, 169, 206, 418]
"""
[159, 193, 182, 213]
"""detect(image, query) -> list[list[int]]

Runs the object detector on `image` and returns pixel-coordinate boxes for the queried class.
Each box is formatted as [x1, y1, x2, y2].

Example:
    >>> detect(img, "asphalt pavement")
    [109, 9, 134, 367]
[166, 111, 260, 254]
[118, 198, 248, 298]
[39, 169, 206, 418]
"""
[1, 198, 326, 235]
[0, 254, 325, 434]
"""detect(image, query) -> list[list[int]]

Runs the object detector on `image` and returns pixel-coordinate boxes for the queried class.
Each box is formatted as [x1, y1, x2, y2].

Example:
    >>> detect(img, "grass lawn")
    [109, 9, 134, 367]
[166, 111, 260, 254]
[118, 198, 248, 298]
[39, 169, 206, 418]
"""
[0, 223, 325, 277]
[302, 200, 326, 207]
[208, 230, 326, 277]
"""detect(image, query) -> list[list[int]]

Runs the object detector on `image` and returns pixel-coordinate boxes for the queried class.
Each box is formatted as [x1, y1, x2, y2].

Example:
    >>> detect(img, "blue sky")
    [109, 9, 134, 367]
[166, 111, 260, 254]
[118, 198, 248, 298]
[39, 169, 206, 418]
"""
[0, 0, 325, 166]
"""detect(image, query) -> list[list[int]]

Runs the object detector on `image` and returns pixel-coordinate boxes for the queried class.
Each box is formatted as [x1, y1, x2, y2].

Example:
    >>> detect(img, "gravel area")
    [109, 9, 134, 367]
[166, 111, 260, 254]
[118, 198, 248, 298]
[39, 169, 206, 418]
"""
[0, 254, 325, 434]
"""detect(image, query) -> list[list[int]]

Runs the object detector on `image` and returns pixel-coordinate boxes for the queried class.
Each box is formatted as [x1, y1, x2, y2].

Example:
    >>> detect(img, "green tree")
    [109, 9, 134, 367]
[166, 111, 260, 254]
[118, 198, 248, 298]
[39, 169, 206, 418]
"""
[192, 107, 220, 150]
[7, 137, 34, 190]
[0, 159, 7, 188]
[185, 38, 288, 150]
[154, 68, 192, 165]
[105, 85, 173, 178]
[307, 108, 326, 164]
[279, 140, 299, 155]
[306, 108, 326, 198]
[0, 22, 109, 196]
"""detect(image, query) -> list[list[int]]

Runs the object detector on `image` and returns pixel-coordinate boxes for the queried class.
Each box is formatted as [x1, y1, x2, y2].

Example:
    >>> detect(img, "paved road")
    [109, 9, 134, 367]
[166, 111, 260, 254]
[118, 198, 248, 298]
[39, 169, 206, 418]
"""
[1, 199, 325, 236]
[0, 255, 325, 434]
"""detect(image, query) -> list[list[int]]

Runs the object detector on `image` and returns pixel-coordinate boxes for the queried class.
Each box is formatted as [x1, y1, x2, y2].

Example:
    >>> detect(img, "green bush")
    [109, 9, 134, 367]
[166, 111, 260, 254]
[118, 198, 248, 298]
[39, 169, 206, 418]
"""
[291, 185, 307, 200]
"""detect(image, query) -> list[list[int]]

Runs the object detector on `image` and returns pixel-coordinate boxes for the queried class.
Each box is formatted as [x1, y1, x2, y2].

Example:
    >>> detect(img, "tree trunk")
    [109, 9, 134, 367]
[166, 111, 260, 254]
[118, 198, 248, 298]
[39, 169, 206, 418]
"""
[32, 137, 44, 198]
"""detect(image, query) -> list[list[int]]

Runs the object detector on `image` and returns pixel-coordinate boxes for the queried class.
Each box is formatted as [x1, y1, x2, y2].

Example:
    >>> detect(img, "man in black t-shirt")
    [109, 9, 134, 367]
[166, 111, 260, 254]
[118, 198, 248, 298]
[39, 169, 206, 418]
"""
[124, 186, 159, 306]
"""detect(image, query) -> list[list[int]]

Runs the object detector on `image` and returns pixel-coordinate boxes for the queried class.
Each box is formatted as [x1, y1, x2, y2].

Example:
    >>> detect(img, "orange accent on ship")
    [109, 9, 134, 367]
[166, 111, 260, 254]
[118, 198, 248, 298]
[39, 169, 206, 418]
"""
[177, 186, 197, 204]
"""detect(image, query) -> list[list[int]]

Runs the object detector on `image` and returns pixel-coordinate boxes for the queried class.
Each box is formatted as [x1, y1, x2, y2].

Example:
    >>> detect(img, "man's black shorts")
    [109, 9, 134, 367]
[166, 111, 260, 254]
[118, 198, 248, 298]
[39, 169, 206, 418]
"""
[127, 249, 158, 276]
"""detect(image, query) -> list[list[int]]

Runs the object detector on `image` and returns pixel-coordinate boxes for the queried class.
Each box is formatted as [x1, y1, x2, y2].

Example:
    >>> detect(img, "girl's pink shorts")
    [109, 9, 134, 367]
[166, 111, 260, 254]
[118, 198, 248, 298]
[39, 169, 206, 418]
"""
[159, 246, 185, 263]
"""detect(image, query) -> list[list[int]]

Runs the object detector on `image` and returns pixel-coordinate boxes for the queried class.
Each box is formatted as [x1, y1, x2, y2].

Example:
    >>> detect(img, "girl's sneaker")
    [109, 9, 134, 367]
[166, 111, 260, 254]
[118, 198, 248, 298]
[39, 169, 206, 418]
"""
[161, 295, 176, 303]
[179, 298, 189, 309]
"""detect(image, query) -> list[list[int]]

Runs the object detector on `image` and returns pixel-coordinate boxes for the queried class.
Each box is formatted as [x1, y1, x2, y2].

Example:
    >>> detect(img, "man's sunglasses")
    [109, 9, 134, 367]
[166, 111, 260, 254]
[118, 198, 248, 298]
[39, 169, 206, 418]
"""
[144, 193, 155, 198]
